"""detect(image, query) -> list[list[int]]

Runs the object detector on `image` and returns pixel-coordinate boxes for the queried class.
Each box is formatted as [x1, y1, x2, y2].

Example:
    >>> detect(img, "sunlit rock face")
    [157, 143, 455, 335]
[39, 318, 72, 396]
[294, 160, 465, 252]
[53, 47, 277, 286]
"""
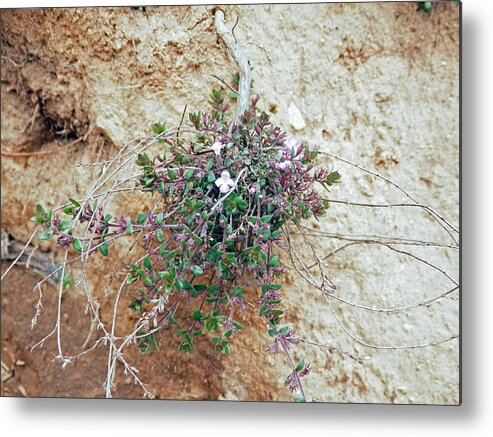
[0, 3, 459, 403]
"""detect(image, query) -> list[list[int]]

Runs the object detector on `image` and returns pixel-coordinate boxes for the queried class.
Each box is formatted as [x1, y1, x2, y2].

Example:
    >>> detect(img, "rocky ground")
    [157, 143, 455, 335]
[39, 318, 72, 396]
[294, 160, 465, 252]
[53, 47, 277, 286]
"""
[1, 3, 460, 403]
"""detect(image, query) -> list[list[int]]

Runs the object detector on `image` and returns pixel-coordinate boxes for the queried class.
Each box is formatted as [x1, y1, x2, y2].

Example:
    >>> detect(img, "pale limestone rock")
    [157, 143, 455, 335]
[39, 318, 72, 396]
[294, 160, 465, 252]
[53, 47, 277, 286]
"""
[288, 102, 306, 131]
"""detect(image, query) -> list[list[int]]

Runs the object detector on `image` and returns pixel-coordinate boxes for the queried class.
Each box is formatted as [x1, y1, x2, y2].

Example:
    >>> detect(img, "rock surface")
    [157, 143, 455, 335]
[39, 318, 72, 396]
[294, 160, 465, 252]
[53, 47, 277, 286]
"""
[0, 3, 459, 403]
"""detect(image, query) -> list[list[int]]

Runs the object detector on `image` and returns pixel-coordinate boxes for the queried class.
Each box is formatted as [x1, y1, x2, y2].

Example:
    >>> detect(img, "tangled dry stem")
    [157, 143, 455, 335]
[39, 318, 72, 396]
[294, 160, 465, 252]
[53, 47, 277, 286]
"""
[1, 121, 459, 398]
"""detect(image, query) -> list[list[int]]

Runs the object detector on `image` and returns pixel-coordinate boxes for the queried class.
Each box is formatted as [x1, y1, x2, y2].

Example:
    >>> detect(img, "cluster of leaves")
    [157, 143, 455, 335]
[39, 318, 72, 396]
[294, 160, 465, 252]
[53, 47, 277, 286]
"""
[417, 1, 460, 14]
[33, 91, 340, 400]
[417, 1, 434, 13]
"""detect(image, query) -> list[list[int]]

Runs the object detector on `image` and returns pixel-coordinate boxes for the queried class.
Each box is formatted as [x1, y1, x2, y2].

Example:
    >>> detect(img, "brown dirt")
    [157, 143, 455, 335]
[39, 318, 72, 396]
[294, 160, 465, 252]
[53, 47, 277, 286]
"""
[1, 257, 283, 400]
[1, 265, 229, 399]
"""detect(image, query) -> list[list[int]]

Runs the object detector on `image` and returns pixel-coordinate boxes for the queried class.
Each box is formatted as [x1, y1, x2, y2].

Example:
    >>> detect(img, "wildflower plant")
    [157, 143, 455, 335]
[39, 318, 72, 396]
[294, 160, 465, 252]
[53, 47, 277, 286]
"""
[31, 89, 341, 401]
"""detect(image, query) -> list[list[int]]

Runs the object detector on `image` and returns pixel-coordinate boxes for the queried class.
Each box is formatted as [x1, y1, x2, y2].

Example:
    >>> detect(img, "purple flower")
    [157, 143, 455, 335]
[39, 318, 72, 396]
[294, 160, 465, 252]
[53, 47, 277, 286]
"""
[299, 363, 311, 378]
[259, 289, 281, 306]
[52, 215, 61, 228]
[114, 216, 128, 234]
[286, 363, 311, 391]
[57, 233, 73, 247]
[174, 233, 188, 243]
[267, 329, 300, 354]
[223, 319, 238, 335]
[286, 371, 300, 391]
[231, 296, 246, 312]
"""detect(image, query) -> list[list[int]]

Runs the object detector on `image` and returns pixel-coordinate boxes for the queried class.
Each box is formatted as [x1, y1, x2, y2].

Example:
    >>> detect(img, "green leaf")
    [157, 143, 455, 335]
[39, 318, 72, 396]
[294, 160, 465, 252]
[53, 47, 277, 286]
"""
[236, 197, 247, 210]
[39, 230, 53, 241]
[156, 229, 164, 243]
[156, 212, 164, 225]
[279, 325, 289, 335]
[73, 238, 82, 252]
[59, 219, 71, 232]
[142, 274, 153, 287]
[205, 318, 219, 332]
[192, 310, 202, 321]
[99, 242, 109, 257]
[143, 256, 152, 270]
[32, 204, 50, 224]
[419, 1, 433, 13]
[36, 204, 45, 215]
[194, 284, 207, 292]
[233, 286, 244, 298]
[168, 314, 178, 325]
[206, 250, 218, 262]
[178, 341, 193, 353]
[69, 197, 81, 207]
[268, 255, 279, 268]
[191, 265, 203, 276]
[138, 213, 147, 224]
[149, 333, 159, 350]
[136, 152, 151, 166]
[151, 122, 167, 135]
[295, 359, 305, 372]
[185, 169, 194, 180]
[160, 249, 173, 259]
[126, 275, 138, 285]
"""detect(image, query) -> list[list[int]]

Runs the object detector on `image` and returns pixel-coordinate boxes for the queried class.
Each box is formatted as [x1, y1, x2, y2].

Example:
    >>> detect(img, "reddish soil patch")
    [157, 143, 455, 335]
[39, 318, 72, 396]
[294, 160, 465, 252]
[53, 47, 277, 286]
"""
[1, 264, 225, 399]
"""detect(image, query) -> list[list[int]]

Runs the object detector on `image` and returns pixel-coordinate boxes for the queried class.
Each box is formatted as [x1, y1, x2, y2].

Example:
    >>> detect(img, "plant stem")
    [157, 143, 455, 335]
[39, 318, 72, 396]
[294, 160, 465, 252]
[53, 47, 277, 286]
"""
[214, 10, 251, 123]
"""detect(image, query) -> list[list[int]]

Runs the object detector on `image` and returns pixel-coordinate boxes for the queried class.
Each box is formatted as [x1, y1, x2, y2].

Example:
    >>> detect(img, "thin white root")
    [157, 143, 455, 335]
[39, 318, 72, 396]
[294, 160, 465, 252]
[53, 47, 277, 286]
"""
[214, 9, 251, 122]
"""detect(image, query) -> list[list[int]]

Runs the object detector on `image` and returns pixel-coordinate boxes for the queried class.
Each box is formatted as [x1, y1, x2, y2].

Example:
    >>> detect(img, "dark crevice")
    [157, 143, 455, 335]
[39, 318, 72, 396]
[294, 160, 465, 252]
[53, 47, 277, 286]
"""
[0, 229, 61, 285]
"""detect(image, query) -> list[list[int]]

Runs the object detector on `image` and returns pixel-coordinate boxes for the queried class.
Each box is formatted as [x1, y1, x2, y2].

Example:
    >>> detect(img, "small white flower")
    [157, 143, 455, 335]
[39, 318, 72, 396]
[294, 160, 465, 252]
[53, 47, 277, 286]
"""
[210, 141, 224, 156]
[215, 170, 235, 194]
